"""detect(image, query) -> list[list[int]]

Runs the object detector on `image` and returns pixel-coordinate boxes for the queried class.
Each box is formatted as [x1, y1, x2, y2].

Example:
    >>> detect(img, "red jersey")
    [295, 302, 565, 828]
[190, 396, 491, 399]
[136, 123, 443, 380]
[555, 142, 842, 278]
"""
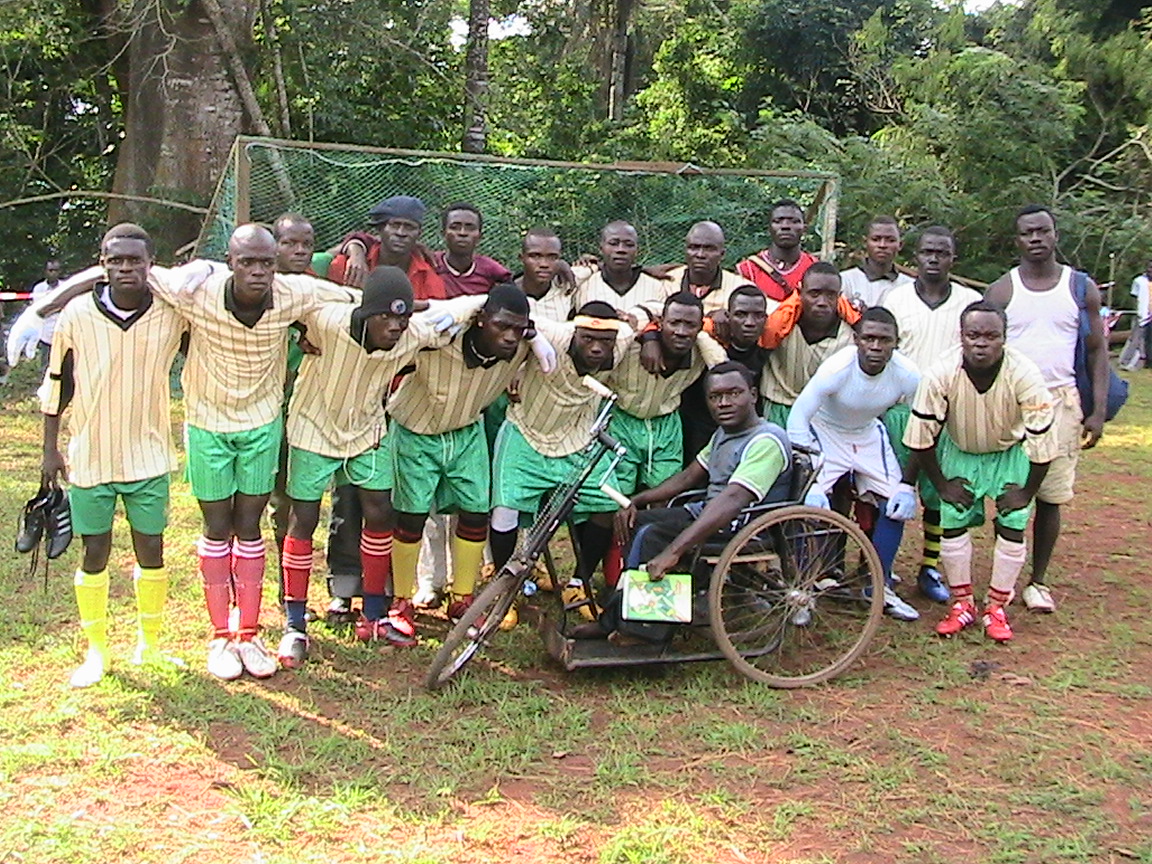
[736, 250, 818, 302]
[432, 251, 512, 298]
[328, 233, 446, 300]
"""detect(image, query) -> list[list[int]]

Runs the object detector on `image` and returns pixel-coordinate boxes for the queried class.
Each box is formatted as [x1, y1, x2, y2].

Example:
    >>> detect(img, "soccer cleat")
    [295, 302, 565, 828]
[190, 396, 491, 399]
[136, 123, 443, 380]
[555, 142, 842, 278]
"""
[277, 630, 310, 669]
[355, 616, 417, 647]
[935, 600, 978, 637]
[1022, 583, 1055, 613]
[43, 488, 73, 559]
[388, 597, 418, 637]
[206, 638, 244, 680]
[917, 567, 951, 604]
[69, 649, 106, 689]
[983, 605, 1013, 642]
[447, 594, 475, 623]
[560, 584, 598, 622]
[499, 604, 519, 631]
[882, 586, 920, 622]
[236, 636, 278, 678]
[326, 597, 357, 625]
[14, 487, 51, 554]
[412, 587, 445, 610]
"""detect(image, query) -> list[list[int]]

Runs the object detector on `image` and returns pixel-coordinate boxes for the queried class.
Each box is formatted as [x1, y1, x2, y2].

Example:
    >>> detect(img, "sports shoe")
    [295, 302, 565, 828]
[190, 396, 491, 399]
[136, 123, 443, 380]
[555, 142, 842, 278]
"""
[277, 630, 309, 669]
[326, 597, 357, 625]
[69, 649, 106, 688]
[560, 584, 597, 621]
[206, 638, 243, 680]
[43, 488, 72, 559]
[14, 487, 51, 554]
[882, 586, 920, 621]
[1022, 583, 1056, 613]
[354, 616, 417, 647]
[983, 605, 1013, 642]
[412, 587, 445, 610]
[236, 637, 278, 679]
[388, 597, 418, 637]
[935, 600, 978, 637]
[917, 567, 951, 604]
[447, 594, 474, 623]
[791, 606, 813, 627]
[499, 604, 519, 631]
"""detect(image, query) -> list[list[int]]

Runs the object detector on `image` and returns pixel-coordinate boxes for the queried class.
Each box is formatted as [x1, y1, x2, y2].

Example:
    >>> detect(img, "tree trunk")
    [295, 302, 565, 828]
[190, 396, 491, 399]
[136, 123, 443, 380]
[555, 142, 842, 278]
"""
[608, 0, 635, 121]
[108, 0, 254, 255]
[461, 0, 490, 153]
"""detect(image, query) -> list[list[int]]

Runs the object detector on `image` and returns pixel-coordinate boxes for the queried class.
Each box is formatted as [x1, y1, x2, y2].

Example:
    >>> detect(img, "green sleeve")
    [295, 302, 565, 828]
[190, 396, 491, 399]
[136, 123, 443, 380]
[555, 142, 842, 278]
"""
[728, 435, 787, 499]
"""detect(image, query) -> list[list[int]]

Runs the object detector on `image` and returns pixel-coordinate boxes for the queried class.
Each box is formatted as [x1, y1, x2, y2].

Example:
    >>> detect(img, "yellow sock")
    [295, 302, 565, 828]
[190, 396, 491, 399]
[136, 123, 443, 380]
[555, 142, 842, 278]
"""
[391, 539, 420, 600]
[134, 565, 168, 652]
[450, 537, 486, 597]
[74, 569, 110, 662]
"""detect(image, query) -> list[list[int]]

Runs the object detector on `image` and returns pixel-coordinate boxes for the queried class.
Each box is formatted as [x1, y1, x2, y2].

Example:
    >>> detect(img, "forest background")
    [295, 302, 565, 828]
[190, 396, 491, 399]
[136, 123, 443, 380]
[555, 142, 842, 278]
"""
[3, 0, 1152, 291]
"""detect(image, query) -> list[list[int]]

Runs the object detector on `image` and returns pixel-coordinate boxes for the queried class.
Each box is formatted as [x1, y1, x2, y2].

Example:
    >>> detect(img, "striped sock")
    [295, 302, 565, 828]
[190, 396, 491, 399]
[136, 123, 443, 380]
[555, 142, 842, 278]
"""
[360, 530, 392, 621]
[281, 536, 313, 632]
[198, 536, 233, 638]
[989, 535, 1027, 604]
[232, 538, 266, 639]
[922, 509, 942, 570]
[450, 521, 488, 597]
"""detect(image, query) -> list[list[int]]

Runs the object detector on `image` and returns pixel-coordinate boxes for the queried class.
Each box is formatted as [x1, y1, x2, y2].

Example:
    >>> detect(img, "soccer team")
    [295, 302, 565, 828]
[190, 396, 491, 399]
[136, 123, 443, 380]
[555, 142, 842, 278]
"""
[18, 196, 1109, 687]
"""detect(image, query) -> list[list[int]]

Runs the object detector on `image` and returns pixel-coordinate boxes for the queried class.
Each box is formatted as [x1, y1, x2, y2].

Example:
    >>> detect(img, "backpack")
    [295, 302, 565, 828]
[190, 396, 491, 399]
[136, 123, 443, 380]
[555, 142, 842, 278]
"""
[1071, 270, 1128, 421]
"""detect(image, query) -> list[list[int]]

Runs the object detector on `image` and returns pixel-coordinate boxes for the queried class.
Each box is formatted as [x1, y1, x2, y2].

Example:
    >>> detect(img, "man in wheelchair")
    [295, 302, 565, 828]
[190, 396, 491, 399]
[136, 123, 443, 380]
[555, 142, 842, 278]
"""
[579, 361, 792, 643]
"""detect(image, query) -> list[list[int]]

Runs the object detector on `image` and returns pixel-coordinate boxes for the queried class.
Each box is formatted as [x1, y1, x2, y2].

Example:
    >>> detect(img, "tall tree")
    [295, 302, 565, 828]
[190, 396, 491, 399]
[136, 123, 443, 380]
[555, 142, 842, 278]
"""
[462, 0, 491, 152]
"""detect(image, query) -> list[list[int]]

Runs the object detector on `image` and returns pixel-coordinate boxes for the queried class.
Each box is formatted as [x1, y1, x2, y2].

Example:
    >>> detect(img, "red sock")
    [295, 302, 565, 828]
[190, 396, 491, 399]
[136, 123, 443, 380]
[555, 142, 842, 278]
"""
[198, 536, 233, 638]
[360, 530, 393, 597]
[232, 538, 266, 638]
[603, 537, 623, 589]
[281, 536, 313, 603]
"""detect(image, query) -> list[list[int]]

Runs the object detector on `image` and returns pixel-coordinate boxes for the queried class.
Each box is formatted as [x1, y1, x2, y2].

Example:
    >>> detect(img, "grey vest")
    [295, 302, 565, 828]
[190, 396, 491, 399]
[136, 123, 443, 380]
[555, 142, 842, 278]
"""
[704, 419, 792, 505]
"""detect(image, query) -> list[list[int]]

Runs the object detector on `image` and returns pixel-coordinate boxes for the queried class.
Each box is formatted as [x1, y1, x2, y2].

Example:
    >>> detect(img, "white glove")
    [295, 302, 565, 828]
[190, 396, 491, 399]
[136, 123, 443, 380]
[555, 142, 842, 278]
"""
[6, 305, 44, 367]
[169, 259, 220, 300]
[803, 488, 830, 509]
[529, 332, 557, 374]
[426, 308, 457, 333]
[885, 483, 918, 521]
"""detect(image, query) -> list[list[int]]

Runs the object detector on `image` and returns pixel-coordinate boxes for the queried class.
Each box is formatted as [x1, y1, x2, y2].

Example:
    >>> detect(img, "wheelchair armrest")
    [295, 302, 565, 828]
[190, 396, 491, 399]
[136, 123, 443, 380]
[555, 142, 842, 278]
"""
[667, 489, 708, 509]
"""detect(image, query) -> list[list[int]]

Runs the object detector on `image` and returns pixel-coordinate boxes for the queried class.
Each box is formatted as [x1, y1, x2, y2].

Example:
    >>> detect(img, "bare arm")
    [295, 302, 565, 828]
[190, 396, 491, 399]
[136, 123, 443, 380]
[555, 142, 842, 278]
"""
[1081, 278, 1108, 447]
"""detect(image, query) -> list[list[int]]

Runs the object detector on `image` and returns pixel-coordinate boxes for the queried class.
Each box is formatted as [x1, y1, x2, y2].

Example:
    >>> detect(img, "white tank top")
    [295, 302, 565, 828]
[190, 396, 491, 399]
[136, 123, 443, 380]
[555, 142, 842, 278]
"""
[1005, 265, 1078, 388]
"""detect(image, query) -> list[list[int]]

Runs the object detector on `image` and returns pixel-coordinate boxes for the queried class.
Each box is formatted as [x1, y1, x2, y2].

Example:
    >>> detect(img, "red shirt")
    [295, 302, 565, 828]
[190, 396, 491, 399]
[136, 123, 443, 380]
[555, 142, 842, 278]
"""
[736, 250, 817, 302]
[432, 251, 512, 298]
[328, 233, 446, 300]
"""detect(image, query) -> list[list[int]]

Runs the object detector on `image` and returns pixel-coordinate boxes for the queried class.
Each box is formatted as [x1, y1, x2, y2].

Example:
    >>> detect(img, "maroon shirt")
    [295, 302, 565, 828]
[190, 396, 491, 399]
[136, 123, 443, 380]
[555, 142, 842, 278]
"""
[432, 251, 512, 298]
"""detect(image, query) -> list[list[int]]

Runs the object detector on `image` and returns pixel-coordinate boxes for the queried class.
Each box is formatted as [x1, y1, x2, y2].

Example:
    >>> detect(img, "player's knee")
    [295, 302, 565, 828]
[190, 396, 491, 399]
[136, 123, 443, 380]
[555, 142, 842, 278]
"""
[993, 523, 1024, 543]
[490, 506, 519, 533]
[394, 510, 424, 536]
[130, 531, 164, 568]
[288, 500, 322, 539]
[81, 533, 113, 572]
[361, 492, 395, 532]
[232, 493, 268, 540]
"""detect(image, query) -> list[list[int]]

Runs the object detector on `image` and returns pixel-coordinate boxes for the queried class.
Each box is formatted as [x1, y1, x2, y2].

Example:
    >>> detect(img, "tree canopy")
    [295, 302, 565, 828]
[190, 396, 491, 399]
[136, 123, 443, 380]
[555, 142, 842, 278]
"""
[3, 0, 1152, 293]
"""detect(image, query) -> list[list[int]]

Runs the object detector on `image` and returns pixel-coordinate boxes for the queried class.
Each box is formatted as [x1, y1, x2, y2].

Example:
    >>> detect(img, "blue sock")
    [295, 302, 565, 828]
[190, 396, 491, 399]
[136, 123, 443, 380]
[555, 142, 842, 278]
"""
[363, 593, 386, 621]
[872, 508, 905, 587]
[285, 600, 307, 632]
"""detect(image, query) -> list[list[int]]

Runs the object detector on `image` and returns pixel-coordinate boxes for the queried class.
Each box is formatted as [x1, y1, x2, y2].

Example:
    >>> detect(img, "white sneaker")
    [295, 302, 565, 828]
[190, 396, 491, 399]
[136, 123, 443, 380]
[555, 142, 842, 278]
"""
[882, 586, 920, 622]
[69, 649, 106, 688]
[206, 638, 243, 681]
[131, 645, 187, 669]
[277, 630, 309, 669]
[1022, 583, 1056, 613]
[236, 637, 278, 679]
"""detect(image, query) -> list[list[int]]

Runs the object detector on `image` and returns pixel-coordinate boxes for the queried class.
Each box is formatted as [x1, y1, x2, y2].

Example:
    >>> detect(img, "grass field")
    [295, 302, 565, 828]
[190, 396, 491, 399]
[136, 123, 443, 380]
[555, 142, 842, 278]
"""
[2, 362, 1151, 863]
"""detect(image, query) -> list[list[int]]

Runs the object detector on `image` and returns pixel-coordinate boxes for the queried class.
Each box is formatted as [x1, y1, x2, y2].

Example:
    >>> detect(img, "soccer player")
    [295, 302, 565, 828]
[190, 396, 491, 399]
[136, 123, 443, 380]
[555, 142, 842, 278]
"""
[904, 301, 1057, 642]
[881, 226, 981, 602]
[839, 216, 913, 309]
[664, 222, 759, 315]
[148, 224, 353, 680]
[572, 221, 674, 311]
[984, 205, 1108, 613]
[279, 267, 468, 663]
[41, 224, 186, 687]
[432, 203, 512, 296]
[594, 361, 792, 643]
[736, 199, 818, 303]
[489, 301, 633, 602]
[757, 262, 859, 427]
[786, 307, 921, 621]
[388, 284, 534, 624]
[518, 227, 577, 322]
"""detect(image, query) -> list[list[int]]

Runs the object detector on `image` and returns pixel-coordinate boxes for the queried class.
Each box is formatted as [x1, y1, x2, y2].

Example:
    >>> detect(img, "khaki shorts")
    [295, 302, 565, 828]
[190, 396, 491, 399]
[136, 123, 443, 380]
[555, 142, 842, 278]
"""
[1037, 385, 1082, 505]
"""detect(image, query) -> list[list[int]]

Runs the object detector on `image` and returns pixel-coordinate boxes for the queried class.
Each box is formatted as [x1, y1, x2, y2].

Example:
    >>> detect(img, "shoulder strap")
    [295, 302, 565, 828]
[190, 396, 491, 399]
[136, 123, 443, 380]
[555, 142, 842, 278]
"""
[1070, 269, 1088, 310]
[744, 254, 792, 293]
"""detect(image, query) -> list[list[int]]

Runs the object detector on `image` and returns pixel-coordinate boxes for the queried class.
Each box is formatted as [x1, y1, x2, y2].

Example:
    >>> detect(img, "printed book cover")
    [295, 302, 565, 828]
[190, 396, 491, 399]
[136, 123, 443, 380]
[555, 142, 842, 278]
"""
[621, 568, 692, 623]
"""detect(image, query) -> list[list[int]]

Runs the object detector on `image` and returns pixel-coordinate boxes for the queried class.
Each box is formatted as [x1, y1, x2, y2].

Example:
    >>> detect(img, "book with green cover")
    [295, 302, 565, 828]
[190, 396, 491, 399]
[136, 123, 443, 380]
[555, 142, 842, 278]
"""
[621, 568, 693, 623]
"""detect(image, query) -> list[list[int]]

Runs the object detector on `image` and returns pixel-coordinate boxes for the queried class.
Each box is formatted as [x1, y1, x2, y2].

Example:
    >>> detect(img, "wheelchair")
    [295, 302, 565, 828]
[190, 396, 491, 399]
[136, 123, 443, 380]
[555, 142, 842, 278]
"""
[424, 380, 885, 691]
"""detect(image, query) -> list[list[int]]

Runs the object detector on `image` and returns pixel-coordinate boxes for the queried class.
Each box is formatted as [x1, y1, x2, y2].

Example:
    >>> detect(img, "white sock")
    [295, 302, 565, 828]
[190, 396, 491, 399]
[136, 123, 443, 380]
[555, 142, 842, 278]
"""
[939, 533, 974, 590]
[990, 535, 1027, 599]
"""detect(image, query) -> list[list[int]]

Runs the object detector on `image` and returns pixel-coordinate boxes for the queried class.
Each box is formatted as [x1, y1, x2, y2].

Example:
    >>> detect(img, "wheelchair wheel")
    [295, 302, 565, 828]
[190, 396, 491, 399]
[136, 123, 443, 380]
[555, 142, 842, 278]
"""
[708, 505, 885, 688]
[424, 564, 525, 691]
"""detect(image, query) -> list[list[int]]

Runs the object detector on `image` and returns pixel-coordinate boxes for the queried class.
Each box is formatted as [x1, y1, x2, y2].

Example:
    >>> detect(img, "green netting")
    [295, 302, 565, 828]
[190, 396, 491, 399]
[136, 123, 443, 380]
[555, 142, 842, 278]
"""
[196, 138, 839, 270]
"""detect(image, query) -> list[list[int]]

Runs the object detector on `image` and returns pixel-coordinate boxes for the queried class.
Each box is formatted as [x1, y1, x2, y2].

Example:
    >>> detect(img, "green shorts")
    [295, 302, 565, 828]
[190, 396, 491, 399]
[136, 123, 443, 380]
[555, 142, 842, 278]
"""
[71, 474, 169, 537]
[491, 421, 620, 518]
[883, 403, 941, 511]
[390, 420, 490, 515]
[937, 435, 1032, 532]
[764, 400, 791, 429]
[286, 439, 393, 502]
[483, 393, 510, 456]
[186, 418, 283, 501]
[612, 410, 682, 495]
